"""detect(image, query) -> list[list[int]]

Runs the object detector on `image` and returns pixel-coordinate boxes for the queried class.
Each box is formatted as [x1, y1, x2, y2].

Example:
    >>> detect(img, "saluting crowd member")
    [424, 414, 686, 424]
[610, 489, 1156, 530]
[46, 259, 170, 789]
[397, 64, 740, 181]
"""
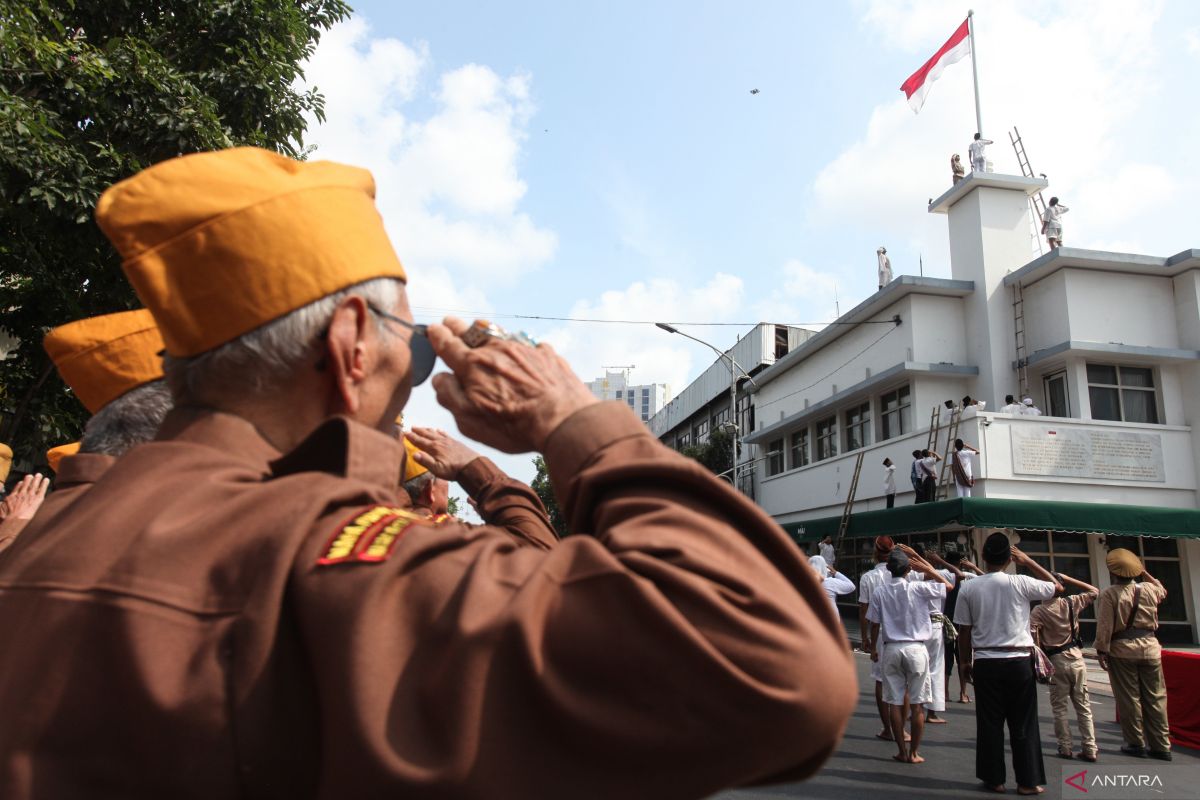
[0, 310, 168, 554]
[866, 545, 952, 765]
[405, 426, 558, 550]
[1095, 548, 1172, 761]
[860, 536, 906, 741]
[0, 148, 856, 800]
[954, 534, 1062, 796]
[1030, 572, 1100, 762]
[910, 543, 964, 725]
[0, 475, 50, 553]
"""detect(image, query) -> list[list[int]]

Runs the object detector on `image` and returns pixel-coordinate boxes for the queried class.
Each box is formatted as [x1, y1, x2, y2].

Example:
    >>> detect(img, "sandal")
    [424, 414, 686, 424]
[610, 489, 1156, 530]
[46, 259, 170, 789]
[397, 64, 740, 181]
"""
[1056, 748, 1074, 759]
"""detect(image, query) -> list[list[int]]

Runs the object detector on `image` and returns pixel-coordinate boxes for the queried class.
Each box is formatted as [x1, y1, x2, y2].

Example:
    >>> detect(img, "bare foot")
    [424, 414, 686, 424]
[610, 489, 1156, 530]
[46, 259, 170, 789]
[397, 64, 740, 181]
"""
[908, 752, 926, 764]
[960, 694, 973, 703]
[982, 783, 1005, 794]
[876, 729, 894, 741]
[1016, 788, 1044, 796]
[893, 753, 908, 763]
[927, 717, 948, 724]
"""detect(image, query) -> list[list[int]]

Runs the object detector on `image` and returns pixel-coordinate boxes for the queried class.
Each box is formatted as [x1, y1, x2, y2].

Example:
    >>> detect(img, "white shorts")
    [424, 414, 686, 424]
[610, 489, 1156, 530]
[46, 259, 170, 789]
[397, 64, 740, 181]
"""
[882, 642, 932, 706]
[871, 657, 884, 683]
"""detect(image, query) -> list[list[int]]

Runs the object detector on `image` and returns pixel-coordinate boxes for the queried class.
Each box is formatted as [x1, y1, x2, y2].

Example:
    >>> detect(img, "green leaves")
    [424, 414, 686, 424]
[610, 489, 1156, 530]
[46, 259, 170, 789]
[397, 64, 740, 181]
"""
[0, 0, 352, 470]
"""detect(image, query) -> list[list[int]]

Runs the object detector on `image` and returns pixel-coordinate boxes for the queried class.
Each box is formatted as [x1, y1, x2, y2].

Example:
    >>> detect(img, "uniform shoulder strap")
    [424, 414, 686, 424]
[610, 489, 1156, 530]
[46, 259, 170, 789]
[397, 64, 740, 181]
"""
[1124, 585, 1142, 631]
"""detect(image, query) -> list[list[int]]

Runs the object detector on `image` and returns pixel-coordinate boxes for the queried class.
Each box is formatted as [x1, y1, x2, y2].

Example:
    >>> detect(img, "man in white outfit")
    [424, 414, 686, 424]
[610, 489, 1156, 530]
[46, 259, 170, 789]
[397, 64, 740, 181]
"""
[912, 544, 966, 724]
[1021, 397, 1042, 416]
[999, 394, 1023, 415]
[969, 133, 993, 173]
[1041, 197, 1069, 249]
[877, 247, 893, 289]
[867, 545, 953, 764]
[951, 438, 980, 498]
[859, 536, 903, 740]
[810, 555, 856, 611]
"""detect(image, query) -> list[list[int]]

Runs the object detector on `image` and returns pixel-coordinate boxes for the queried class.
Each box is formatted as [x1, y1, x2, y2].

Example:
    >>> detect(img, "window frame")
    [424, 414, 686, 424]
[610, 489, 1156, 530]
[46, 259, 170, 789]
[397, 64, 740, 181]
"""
[844, 402, 871, 452]
[1086, 363, 1159, 424]
[789, 428, 809, 469]
[815, 416, 838, 461]
[766, 438, 785, 476]
[879, 385, 911, 441]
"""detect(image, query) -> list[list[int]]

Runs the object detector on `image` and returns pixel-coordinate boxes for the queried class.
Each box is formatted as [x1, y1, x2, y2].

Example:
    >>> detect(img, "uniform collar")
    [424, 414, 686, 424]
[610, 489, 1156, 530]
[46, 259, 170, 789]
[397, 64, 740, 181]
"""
[155, 406, 282, 469]
[53, 452, 117, 489]
[269, 415, 404, 491]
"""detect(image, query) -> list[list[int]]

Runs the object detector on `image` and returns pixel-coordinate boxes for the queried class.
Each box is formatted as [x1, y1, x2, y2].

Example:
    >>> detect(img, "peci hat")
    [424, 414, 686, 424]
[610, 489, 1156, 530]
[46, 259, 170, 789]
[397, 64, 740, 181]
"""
[873, 536, 895, 558]
[46, 442, 81, 473]
[1106, 547, 1143, 579]
[96, 147, 408, 357]
[44, 310, 165, 414]
[982, 531, 1012, 564]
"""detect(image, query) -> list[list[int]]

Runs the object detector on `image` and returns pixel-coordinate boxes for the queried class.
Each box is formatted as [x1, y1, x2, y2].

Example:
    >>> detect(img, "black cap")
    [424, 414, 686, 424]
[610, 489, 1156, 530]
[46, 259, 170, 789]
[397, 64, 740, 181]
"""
[887, 549, 911, 577]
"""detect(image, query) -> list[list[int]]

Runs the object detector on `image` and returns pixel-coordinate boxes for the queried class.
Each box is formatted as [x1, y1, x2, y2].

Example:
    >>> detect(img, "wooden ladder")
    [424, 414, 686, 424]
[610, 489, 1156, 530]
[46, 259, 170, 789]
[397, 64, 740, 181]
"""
[935, 408, 963, 500]
[1010, 126, 1049, 257]
[834, 451, 866, 548]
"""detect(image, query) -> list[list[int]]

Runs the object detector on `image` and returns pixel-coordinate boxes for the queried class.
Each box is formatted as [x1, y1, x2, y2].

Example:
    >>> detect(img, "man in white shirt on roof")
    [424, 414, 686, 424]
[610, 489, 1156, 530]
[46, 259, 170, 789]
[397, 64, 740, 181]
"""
[867, 545, 953, 764]
[1040, 197, 1070, 249]
[955, 533, 1062, 795]
[999, 394, 1023, 415]
[969, 133, 993, 173]
[1020, 397, 1042, 416]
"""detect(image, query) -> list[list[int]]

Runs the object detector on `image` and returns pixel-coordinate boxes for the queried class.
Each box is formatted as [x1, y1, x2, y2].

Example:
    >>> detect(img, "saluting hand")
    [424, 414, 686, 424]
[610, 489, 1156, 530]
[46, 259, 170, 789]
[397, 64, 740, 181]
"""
[406, 427, 479, 481]
[426, 318, 599, 454]
[0, 473, 49, 521]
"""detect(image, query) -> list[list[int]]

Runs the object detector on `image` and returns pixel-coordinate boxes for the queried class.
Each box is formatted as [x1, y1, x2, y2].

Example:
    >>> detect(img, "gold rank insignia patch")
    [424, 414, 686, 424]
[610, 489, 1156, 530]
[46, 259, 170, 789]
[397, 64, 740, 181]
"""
[317, 505, 431, 566]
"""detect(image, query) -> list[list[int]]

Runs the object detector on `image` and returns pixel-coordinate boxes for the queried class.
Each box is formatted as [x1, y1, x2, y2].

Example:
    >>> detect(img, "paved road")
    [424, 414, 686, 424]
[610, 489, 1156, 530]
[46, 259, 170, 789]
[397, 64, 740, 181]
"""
[710, 650, 1199, 800]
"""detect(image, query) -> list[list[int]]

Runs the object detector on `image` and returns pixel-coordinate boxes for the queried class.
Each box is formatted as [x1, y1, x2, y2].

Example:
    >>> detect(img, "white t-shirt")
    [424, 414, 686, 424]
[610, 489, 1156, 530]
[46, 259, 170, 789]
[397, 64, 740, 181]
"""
[867, 576, 946, 643]
[1021, 404, 1042, 416]
[1041, 204, 1069, 227]
[821, 571, 856, 609]
[953, 571, 1057, 659]
[924, 569, 957, 615]
[968, 139, 991, 162]
[858, 562, 889, 606]
[999, 402, 1023, 414]
[883, 465, 896, 494]
[818, 541, 836, 565]
[920, 456, 938, 479]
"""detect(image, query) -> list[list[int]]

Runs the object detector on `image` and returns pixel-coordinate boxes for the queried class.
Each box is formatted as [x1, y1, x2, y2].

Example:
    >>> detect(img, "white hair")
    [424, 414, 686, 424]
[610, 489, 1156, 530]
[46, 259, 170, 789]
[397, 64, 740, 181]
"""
[403, 471, 433, 504]
[808, 555, 829, 578]
[163, 277, 403, 404]
[80, 380, 174, 457]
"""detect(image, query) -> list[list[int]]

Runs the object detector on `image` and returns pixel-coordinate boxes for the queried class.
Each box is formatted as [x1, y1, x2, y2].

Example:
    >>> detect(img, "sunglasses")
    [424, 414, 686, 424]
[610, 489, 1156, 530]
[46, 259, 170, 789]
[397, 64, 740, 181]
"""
[366, 304, 437, 386]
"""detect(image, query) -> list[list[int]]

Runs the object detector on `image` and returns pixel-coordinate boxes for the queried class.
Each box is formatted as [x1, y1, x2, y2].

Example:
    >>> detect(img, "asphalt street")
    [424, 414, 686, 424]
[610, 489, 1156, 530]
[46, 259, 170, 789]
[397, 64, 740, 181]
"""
[710, 650, 1199, 800]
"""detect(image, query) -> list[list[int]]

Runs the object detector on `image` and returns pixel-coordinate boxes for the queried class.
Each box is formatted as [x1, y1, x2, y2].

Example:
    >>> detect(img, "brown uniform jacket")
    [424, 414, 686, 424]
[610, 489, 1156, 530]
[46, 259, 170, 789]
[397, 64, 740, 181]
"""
[457, 456, 558, 549]
[1030, 592, 1096, 656]
[1094, 581, 1167, 662]
[0, 454, 114, 556]
[0, 402, 855, 799]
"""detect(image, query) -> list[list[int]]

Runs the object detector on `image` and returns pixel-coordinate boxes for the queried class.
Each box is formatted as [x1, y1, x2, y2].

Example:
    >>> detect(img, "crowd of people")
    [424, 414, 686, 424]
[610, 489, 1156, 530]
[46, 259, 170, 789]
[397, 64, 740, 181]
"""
[806, 533, 1176, 795]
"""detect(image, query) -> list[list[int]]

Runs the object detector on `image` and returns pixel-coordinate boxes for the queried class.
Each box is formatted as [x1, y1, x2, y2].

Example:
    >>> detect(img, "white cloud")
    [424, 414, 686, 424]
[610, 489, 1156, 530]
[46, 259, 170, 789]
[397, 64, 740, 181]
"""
[752, 259, 841, 329]
[303, 17, 556, 287]
[542, 273, 747, 395]
[812, 1, 1182, 267]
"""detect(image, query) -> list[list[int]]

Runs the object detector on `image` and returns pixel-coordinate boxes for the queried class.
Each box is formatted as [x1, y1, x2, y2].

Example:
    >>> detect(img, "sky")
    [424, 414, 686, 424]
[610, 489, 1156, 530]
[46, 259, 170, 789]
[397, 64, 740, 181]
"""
[300, 0, 1200, 494]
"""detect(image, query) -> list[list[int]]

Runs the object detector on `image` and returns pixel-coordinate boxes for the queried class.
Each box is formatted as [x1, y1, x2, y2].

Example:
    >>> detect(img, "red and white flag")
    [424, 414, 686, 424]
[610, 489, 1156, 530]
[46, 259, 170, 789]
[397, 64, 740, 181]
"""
[900, 19, 971, 113]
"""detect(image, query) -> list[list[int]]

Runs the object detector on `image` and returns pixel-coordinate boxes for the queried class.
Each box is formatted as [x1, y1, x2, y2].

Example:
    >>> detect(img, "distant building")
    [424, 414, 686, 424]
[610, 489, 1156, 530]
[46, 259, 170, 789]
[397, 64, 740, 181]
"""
[648, 323, 816, 491]
[741, 171, 1200, 643]
[586, 370, 670, 423]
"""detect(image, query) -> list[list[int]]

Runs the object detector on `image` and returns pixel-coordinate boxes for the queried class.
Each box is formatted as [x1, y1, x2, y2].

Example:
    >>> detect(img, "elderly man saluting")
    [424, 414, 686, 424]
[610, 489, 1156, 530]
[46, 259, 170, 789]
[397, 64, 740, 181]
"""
[0, 149, 856, 800]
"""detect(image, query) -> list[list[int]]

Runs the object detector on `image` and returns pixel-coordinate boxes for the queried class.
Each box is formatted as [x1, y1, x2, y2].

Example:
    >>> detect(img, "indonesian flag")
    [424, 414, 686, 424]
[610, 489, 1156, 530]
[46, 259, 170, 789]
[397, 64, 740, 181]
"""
[900, 19, 971, 113]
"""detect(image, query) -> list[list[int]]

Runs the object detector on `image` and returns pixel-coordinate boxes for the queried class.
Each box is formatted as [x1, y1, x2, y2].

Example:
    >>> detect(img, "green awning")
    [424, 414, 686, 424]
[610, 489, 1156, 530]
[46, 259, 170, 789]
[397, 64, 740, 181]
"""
[782, 497, 1200, 544]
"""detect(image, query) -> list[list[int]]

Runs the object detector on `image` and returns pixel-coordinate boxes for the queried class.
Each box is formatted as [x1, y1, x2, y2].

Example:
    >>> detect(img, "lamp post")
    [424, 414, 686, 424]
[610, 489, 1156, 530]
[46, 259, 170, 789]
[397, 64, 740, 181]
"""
[655, 322, 758, 490]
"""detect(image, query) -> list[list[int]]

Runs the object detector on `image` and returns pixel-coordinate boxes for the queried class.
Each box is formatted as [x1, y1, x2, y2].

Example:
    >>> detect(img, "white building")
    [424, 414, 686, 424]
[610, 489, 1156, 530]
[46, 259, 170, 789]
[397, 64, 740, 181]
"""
[648, 324, 815, 488]
[741, 172, 1200, 643]
[586, 370, 670, 423]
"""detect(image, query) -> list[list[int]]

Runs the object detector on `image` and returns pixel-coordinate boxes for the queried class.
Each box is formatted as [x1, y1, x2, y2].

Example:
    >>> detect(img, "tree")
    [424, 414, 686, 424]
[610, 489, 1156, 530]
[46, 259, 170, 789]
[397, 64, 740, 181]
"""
[445, 495, 461, 518]
[680, 426, 734, 479]
[530, 456, 569, 537]
[0, 0, 351, 468]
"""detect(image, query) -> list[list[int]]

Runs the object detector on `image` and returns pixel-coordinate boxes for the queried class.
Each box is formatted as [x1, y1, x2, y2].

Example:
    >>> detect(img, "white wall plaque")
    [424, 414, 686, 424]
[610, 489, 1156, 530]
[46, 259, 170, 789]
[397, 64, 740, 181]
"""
[1010, 426, 1165, 483]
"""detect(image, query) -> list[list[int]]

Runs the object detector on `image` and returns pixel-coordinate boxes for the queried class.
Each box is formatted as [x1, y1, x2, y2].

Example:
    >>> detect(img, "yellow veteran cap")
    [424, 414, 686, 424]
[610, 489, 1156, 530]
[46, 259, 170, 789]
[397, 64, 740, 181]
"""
[402, 437, 430, 483]
[46, 442, 81, 473]
[95, 147, 407, 357]
[44, 309, 165, 414]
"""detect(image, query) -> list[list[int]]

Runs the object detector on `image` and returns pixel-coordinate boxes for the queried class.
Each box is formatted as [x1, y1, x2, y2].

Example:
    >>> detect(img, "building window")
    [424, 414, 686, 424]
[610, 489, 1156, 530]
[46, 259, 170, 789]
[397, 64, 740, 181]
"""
[713, 407, 731, 432]
[844, 403, 871, 451]
[879, 385, 911, 441]
[774, 325, 789, 360]
[1044, 371, 1070, 417]
[766, 439, 784, 476]
[815, 416, 837, 461]
[642, 387, 650, 398]
[615, 389, 623, 400]
[1106, 535, 1190, 643]
[677, 431, 691, 449]
[789, 429, 809, 469]
[1086, 364, 1158, 424]
[627, 395, 635, 408]
[737, 394, 754, 438]
[694, 419, 710, 444]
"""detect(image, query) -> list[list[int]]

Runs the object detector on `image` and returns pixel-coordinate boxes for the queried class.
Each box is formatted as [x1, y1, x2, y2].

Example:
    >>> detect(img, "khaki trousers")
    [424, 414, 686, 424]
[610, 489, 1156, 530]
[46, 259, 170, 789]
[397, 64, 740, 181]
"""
[1108, 656, 1171, 753]
[1048, 651, 1095, 754]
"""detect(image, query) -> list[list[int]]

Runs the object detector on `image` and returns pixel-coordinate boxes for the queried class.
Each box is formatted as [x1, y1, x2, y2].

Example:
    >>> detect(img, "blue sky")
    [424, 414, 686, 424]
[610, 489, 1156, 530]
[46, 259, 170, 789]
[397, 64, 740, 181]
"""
[302, 0, 1200, 490]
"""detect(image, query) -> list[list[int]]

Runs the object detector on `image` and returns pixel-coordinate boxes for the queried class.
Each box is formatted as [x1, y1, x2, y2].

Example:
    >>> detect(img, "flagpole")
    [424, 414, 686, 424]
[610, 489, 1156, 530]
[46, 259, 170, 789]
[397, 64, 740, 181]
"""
[968, 9, 983, 135]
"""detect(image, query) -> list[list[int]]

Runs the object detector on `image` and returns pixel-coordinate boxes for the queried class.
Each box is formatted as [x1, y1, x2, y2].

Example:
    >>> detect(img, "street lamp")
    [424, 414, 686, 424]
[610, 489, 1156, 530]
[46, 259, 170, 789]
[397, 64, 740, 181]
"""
[655, 322, 759, 491]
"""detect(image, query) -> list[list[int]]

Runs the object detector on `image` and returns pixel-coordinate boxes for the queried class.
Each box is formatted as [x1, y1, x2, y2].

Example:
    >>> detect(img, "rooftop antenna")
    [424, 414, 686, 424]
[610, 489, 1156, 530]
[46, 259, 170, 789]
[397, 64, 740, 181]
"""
[920, 252, 924, 277]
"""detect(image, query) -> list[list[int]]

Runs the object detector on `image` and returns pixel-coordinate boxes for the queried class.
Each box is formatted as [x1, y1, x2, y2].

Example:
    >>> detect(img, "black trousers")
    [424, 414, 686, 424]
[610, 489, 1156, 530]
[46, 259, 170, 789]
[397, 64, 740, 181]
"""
[919, 476, 936, 503]
[973, 657, 1045, 788]
[886, 493, 895, 508]
[911, 479, 923, 503]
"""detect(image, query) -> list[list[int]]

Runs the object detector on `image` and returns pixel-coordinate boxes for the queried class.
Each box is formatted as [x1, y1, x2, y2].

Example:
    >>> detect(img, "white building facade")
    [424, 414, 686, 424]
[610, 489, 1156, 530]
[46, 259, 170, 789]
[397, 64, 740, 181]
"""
[742, 173, 1200, 643]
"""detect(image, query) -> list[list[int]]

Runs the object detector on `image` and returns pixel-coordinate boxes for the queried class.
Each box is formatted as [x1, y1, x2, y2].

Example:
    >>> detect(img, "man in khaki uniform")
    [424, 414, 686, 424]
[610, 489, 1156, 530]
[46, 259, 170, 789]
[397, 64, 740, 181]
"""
[1095, 547, 1172, 760]
[1030, 573, 1100, 761]
[0, 148, 856, 799]
[0, 310, 167, 553]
